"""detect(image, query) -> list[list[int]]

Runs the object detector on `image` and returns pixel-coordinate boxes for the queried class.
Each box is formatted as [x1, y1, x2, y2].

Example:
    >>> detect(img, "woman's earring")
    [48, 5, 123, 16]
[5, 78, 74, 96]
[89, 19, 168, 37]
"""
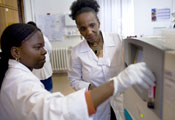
[15, 57, 19, 62]
[80, 35, 84, 40]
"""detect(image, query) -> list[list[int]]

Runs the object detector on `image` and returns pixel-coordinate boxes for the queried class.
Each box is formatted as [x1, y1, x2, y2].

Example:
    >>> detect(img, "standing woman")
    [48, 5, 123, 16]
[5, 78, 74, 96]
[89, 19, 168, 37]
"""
[0, 23, 155, 120]
[68, 0, 124, 119]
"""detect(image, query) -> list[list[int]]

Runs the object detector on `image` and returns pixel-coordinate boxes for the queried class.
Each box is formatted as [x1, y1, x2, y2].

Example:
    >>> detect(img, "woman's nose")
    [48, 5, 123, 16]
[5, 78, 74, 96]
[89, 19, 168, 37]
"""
[87, 28, 93, 35]
[42, 47, 47, 55]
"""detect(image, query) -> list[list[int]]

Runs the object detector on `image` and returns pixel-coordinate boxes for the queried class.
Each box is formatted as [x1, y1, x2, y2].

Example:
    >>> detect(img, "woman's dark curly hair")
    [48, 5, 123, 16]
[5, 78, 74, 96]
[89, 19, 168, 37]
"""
[69, 0, 100, 20]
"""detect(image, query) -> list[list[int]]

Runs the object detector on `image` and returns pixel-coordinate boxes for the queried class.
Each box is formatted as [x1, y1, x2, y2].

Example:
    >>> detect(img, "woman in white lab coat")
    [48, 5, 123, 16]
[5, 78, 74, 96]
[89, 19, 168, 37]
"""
[0, 23, 155, 120]
[68, 0, 124, 119]
[27, 21, 53, 92]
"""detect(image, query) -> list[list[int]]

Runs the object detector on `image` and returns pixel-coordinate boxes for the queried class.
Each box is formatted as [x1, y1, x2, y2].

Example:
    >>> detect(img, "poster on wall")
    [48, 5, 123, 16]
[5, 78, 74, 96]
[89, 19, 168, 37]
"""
[151, 8, 170, 22]
[36, 13, 65, 41]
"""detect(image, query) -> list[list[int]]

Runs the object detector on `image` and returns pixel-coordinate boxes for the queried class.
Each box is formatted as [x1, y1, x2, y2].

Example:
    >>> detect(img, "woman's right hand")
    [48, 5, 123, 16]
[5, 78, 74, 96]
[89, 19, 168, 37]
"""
[112, 62, 155, 95]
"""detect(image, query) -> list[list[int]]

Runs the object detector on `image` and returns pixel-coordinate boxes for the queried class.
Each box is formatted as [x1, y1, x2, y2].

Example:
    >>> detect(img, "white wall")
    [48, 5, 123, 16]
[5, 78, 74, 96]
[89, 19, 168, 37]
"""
[23, 0, 82, 48]
[133, 0, 174, 37]
[23, 0, 35, 22]
[24, 0, 175, 46]
[33, 0, 73, 17]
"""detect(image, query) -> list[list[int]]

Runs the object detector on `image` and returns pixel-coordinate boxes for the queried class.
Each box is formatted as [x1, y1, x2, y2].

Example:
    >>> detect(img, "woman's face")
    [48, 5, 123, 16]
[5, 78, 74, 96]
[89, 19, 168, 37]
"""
[18, 31, 46, 70]
[76, 12, 100, 44]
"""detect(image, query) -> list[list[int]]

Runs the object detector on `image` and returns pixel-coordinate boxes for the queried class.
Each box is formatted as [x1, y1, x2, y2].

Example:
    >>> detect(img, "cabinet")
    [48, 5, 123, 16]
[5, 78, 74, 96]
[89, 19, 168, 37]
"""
[0, 0, 19, 39]
[3, 0, 18, 9]
[4, 8, 19, 26]
[0, 0, 17, 9]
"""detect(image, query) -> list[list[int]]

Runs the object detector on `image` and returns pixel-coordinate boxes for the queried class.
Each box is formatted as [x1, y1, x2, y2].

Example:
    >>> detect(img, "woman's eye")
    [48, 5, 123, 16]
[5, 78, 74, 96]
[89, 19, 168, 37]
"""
[79, 27, 85, 31]
[34, 46, 41, 50]
[90, 23, 95, 28]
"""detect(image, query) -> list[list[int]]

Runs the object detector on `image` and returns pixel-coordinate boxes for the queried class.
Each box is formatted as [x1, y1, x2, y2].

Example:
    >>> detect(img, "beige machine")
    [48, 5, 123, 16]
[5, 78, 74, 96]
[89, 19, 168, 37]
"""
[123, 37, 175, 120]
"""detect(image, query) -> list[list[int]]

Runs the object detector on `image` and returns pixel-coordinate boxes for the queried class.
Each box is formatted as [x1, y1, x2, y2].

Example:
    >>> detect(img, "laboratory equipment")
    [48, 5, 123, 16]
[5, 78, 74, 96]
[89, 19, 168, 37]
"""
[123, 37, 175, 120]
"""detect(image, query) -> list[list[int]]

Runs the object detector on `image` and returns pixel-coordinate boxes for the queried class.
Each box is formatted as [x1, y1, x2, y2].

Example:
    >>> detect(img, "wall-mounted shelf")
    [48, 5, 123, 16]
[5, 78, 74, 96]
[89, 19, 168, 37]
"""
[65, 34, 81, 37]
[65, 14, 76, 26]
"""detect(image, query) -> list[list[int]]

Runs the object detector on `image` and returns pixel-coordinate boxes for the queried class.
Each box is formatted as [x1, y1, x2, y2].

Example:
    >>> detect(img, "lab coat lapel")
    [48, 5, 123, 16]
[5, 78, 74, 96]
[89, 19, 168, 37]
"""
[101, 32, 116, 67]
[79, 32, 117, 64]
[80, 40, 98, 61]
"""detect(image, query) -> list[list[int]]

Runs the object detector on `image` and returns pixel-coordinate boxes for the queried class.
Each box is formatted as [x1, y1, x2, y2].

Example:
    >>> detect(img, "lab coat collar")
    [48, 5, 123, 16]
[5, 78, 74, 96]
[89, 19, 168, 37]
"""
[80, 40, 91, 53]
[8, 59, 32, 73]
[102, 32, 116, 47]
[79, 31, 115, 53]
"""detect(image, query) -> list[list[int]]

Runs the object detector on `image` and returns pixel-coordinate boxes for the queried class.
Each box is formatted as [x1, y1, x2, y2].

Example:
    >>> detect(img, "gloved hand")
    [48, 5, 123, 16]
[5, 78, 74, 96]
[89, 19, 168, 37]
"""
[112, 62, 155, 95]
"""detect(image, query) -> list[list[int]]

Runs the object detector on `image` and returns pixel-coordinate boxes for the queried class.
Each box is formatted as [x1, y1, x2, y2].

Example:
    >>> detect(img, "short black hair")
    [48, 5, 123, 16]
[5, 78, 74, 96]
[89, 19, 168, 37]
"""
[27, 21, 42, 32]
[69, 0, 100, 20]
[27, 21, 37, 27]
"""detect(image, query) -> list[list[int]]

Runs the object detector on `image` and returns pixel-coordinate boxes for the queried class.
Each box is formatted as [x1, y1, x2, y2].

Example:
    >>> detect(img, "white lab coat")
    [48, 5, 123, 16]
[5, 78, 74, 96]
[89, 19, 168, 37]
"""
[32, 35, 53, 80]
[68, 32, 125, 120]
[0, 59, 90, 120]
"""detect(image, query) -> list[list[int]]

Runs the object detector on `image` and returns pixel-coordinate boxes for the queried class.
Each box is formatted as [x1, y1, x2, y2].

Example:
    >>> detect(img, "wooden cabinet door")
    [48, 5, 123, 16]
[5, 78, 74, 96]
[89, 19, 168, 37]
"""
[2, 0, 18, 9]
[0, 7, 19, 37]
[0, 7, 6, 37]
[5, 8, 19, 26]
